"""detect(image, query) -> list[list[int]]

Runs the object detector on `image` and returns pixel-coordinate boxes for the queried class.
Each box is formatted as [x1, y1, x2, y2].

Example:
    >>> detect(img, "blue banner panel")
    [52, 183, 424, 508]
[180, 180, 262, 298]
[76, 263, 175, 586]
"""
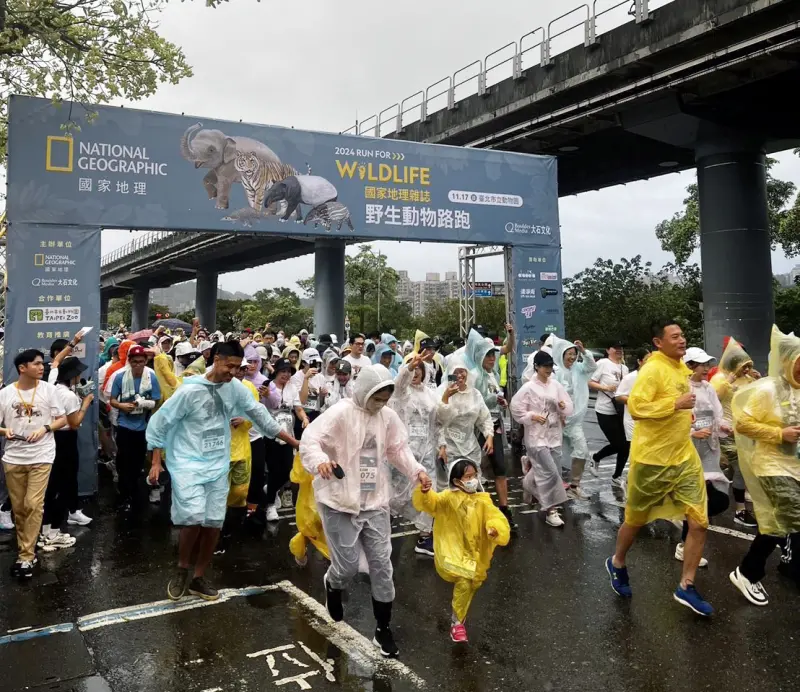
[511, 245, 564, 378]
[5, 223, 100, 494]
[8, 96, 559, 247]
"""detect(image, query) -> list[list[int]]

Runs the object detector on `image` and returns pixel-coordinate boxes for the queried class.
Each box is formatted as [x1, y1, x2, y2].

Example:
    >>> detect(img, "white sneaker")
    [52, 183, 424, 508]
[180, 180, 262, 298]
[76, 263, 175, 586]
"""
[588, 457, 600, 477]
[545, 510, 564, 527]
[67, 510, 92, 526]
[566, 486, 588, 501]
[149, 488, 161, 504]
[730, 567, 769, 606]
[674, 542, 708, 568]
[266, 505, 280, 522]
[610, 476, 624, 488]
[42, 530, 77, 552]
[0, 509, 13, 530]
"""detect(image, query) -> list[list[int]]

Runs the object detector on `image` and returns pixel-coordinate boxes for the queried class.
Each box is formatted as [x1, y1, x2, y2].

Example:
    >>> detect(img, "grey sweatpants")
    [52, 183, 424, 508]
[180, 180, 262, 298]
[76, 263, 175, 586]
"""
[318, 503, 395, 602]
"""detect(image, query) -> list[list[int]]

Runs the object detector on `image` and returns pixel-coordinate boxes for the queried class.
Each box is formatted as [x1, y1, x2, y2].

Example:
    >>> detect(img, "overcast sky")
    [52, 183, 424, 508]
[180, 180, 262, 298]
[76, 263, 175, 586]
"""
[98, 0, 800, 292]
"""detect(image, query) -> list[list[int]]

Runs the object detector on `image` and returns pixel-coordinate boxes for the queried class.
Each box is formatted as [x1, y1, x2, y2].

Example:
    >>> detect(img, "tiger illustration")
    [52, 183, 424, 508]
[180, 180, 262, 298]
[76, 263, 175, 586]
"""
[233, 151, 298, 212]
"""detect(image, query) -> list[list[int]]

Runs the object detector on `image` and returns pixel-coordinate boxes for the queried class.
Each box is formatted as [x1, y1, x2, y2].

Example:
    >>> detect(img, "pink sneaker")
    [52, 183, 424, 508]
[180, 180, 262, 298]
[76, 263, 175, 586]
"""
[450, 623, 468, 643]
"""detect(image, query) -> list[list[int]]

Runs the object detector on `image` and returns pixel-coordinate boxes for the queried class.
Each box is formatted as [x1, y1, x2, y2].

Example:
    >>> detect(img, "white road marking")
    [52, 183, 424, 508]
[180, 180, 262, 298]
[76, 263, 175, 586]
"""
[275, 670, 318, 688]
[184, 658, 204, 665]
[199, 687, 222, 692]
[276, 580, 426, 688]
[297, 640, 336, 683]
[6, 626, 32, 634]
[247, 644, 295, 658]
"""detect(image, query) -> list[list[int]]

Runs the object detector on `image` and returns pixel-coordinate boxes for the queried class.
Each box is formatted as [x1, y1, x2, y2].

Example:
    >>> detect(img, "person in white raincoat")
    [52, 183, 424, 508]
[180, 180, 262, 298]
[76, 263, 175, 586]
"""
[678, 347, 732, 568]
[464, 328, 516, 531]
[147, 341, 299, 602]
[300, 364, 432, 658]
[522, 333, 556, 384]
[551, 336, 597, 500]
[435, 354, 494, 490]
[510, 351, 574, 527]
[388, 354, 440, 556]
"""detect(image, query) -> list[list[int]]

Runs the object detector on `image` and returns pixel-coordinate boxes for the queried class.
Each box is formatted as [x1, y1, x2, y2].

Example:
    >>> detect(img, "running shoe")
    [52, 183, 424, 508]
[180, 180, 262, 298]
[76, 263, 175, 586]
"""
[729, 567, 769, 606]
[674, 542, 708, 567]
[734, 509, 757, 528]
[566, 486, 588, 501]
[0, 509, 14, 530]
[266, 505, 280, 522]
[281, 489, 294, 509]
[500, 506, 518, 532]
[188, 576, 219, 601]
[17, 561, 34, 579]
[450, 623, 468, 643]
[41, 531, 77, 552]
[414, 536, 435, 557]
[373, 625, 399, 658]
[588, 454, 600, 477]
[605, 556, 632, 597]
[167, 567, 190, 601]
[545, 510, 564, 527]
[674, 584, 714, 616]
[9, 561, 22, 577]
[610, 476, 624, 488]
[324, 574, 344, 622]
[67, 510, 92, 526]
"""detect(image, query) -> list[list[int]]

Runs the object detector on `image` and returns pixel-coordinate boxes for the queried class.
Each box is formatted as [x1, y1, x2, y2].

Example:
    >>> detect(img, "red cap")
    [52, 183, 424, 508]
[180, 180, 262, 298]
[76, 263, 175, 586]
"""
[127, 345, 148, 359]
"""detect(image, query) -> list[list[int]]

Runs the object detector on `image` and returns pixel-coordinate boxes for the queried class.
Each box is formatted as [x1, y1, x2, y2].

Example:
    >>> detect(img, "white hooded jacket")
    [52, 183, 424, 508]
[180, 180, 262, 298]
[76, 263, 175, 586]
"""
[300, 364, 425, 515]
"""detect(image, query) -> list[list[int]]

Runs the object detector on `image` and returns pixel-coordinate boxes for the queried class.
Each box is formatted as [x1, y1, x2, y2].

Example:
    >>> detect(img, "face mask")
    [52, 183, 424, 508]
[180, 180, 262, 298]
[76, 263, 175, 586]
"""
[459, 478, 480, 494]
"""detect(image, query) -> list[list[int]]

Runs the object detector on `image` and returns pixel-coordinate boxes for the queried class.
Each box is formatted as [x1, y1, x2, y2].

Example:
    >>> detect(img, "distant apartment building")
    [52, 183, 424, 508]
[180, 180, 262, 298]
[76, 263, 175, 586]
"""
[397, 270, 460, 316]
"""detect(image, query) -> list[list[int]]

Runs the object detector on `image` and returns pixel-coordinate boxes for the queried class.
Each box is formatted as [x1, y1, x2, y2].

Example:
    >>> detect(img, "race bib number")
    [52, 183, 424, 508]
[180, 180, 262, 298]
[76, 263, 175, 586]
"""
[694, 409, 714, 430]
[360, 455, 378, 492]
[305, 394, 319, 412]
[409, 424, 426, 439]
[449, 428, 466, 443]
[202, 429, 225, 453]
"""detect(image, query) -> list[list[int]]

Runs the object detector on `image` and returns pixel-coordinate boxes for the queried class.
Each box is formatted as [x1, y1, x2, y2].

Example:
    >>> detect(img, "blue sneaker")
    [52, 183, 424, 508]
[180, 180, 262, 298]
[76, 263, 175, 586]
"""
[605, 557, 632, 597]
[673, 583, 714, 617]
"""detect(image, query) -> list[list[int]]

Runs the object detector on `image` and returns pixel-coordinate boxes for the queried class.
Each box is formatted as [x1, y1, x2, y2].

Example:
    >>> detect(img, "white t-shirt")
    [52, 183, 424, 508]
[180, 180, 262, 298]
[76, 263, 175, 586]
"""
[0, 381, 66, 465]
[54, 384, 81, 418]
[591, 359, 629, 416]
[615, 370, 639, 441]
[98, 362, 112, 403]
[344, 354, 372, 380]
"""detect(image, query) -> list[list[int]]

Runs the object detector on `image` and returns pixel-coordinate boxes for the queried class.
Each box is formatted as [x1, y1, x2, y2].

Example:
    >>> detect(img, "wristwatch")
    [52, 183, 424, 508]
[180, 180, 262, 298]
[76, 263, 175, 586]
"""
[44, 424, 52, 433]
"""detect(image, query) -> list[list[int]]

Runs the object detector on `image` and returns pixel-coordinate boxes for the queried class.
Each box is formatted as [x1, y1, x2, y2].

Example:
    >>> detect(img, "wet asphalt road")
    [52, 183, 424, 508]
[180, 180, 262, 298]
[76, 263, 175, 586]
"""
[1, 410, 800, 692]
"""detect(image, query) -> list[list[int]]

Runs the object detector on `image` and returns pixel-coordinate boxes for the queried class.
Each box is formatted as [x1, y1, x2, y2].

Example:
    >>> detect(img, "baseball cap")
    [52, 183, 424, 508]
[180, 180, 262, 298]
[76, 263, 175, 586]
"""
[419, 337, 436, 350]
[300, 329, 309, 336]
[198, 340, 213, 352]
[240, 357, 249, 367]
[175, 342, 200, 357]
[683, 347, 715, 365]
[335, 360, 352, 375]
[128, 345, 148, 359]
[302, 347, 322, 364]
[534, 350, 554, 367]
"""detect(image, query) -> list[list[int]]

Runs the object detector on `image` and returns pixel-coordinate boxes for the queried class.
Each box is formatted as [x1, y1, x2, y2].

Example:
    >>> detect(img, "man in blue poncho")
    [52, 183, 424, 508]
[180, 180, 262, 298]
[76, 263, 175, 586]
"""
[147, 340, 299, 602]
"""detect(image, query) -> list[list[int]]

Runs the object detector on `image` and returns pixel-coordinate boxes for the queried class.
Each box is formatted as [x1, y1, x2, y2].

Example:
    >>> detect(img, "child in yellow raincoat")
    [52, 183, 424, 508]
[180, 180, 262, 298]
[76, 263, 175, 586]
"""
[413, 458, 510, 644]
[288, 453, 330, 566]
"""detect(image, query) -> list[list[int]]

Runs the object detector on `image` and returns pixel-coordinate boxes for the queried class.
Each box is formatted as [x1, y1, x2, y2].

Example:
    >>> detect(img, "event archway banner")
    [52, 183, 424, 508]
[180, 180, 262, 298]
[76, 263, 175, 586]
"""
[7, 96, 559, 248]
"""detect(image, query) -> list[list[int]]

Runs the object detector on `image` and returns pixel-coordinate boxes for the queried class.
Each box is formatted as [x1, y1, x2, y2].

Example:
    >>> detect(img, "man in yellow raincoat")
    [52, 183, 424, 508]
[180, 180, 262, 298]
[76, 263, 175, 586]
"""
[605, 319, 713, 617]
[729, 326, 800, 607]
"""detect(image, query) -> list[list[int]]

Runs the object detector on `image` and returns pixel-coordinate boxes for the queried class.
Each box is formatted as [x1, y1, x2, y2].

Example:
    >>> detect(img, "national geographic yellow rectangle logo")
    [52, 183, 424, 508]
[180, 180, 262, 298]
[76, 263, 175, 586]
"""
[45, 136, 73, 173]
[34, 254, 44, 266]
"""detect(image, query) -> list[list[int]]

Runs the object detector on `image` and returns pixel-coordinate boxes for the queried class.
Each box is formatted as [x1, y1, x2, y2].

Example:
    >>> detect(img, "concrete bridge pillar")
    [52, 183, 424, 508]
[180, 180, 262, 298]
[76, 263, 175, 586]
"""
[131, 289, 149, 332]
[196, 270, 218, 331]
[696, 132, 772, 369]
[314, 238, 345, 340]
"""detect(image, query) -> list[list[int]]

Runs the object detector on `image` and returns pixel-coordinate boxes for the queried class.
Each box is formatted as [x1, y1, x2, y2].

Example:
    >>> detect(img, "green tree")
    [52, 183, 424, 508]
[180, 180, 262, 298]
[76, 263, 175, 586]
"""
[0, 0, 208, 158]
[655, 158, 799, 265]
[105, 297, 169, 330]
[563, 256, 703, 349]
[774, 281, 800, 334]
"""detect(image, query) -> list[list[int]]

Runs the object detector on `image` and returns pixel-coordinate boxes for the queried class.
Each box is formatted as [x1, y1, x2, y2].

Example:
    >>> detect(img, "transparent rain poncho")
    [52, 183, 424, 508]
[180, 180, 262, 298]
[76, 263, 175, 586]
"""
[733, 325, 800, 536]
[412, 458, 510, 622]
[689, 378, 730, 493]
[464, 329, 502, 418]
[299, 364, 425, 515]
[551, 336, 597, 428]
[388, 363, 440, 532]
[435, 355, 494, 472]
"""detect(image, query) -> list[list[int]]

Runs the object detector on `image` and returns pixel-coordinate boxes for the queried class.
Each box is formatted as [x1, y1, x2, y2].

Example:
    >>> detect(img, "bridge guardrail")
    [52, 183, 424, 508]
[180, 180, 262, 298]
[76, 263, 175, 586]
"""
[340, 0, 666, 138]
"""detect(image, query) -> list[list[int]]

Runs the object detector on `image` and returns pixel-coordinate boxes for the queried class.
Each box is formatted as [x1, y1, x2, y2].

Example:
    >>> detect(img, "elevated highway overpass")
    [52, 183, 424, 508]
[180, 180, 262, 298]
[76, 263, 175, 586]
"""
[101, 0, 799, 363]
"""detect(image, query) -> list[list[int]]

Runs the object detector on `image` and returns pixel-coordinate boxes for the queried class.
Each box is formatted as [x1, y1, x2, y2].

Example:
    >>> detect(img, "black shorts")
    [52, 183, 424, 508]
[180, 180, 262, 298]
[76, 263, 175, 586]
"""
[478, 417, 507, 477]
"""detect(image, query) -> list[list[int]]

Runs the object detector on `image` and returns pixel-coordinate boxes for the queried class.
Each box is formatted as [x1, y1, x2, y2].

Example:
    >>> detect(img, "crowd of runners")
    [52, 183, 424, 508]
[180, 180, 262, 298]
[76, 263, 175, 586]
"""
[0, 317, 798, 656]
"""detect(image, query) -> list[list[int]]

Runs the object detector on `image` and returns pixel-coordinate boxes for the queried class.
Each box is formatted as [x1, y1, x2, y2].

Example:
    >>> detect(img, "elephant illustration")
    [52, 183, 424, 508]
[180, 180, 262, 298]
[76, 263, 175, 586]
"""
[263, 175, 338, 222]
[180, 123, 281, 210]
